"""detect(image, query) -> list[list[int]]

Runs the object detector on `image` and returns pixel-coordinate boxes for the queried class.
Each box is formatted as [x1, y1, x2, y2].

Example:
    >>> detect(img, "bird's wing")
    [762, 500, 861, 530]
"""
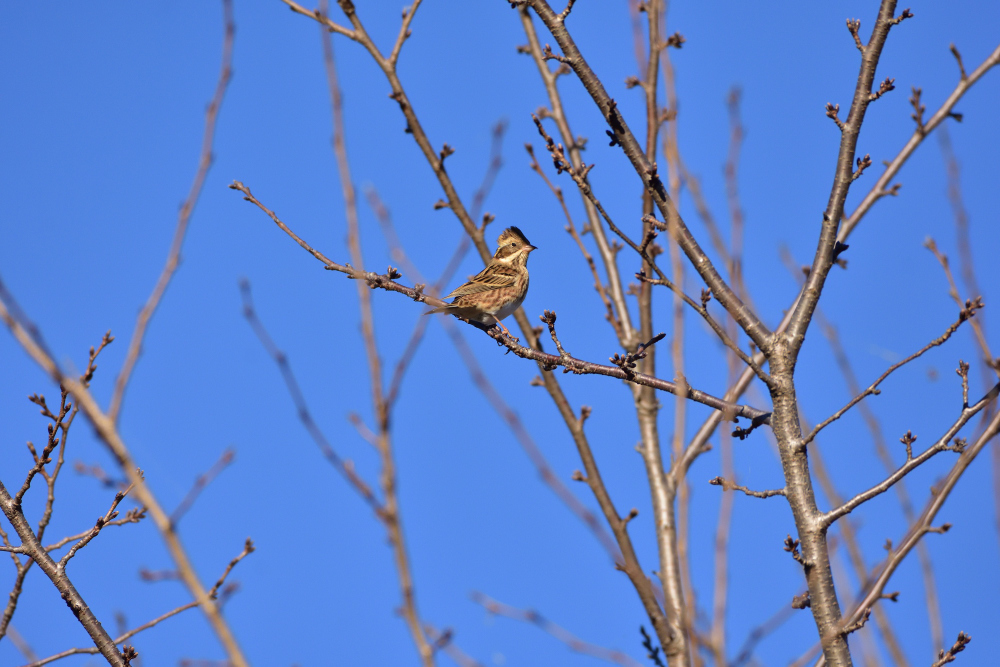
[443, 264, 517, 299]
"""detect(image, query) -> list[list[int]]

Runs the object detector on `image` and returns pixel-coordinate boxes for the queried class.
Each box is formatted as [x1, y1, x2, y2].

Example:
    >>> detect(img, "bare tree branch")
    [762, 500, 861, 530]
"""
[822, 381, 998, 527]
[815, 408, 1000, 667]
[930, 631, 971, 667]
[471, 592, 644, 667]
[839, 42, 1000, 242]
[0, 478, 124, 666]
[230, 183, 770, 424]
[708, 477, 785, 499]
[170, 448, 235, 528]
[804, 298, 984, 446]
[108, 0, 234, 424]
[0, 291, 247, 667]
[318, 15, 434, 662]
[24, 539, 254, 667]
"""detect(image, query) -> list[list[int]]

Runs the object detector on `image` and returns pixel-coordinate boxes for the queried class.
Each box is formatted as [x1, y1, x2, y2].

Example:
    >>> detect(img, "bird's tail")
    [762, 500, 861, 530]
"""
[424, 304, 455, 316]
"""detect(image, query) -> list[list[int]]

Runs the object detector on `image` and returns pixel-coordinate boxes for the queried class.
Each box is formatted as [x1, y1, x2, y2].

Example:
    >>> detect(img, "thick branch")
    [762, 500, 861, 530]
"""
[525, 0, 772, 353]
[0, 480, 123, 666]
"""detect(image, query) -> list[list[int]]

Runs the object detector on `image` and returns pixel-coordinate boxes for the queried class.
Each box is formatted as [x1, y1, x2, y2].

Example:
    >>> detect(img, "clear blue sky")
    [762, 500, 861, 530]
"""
[1, 1, 998, 665]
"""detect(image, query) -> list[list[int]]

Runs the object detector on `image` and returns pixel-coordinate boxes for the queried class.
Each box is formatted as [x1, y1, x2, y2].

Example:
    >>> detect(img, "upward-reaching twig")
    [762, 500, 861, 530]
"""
[24, 539, 254, 667]
[647, 7, 698, 659]
[108, 0, 234, 424]
[815, 409, 1000, 667]
[471, 592, 644, 667]
[804, 297, 984, 446]
[517, 6, 637, 349]
[526, 0, 771, 355]
[318, 12, 434, 663]
[0, 476, 125, 666]
[839, 43, 1000, 242]
[170, 448, 235, 528]
[0, 296, 247, 667]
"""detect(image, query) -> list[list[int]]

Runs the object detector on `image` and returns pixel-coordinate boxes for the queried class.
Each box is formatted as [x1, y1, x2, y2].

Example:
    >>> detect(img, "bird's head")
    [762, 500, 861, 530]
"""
[493, 226, 537, 266]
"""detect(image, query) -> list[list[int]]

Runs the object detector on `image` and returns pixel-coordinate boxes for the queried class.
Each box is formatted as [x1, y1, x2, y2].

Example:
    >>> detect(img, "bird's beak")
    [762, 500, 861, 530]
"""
[526, 244, 538, 252]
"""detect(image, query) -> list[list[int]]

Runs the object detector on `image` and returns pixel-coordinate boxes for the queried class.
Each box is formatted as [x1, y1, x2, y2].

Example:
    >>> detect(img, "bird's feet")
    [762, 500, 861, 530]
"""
[492, 320, 519, 344]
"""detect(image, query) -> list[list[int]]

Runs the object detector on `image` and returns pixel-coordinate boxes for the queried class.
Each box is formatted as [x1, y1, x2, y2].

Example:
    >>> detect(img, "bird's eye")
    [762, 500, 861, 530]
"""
[510, 242, 516, 247]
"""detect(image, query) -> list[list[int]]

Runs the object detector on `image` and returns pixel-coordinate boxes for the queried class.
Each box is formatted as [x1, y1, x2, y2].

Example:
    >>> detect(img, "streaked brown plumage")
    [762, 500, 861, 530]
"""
[426, 226, 537, 336]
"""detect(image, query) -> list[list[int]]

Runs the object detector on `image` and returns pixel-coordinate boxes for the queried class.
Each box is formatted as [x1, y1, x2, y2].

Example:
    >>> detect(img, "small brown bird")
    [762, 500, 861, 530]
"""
[427, 226, 537, 336]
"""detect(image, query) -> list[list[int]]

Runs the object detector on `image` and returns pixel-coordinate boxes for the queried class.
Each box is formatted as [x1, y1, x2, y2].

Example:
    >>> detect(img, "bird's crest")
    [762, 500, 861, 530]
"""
[497, 226, 531, 247]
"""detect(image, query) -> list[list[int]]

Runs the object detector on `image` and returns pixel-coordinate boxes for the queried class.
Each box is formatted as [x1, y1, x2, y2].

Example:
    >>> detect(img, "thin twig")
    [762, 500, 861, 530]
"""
[7, 626, 38, 663]
[318, 15, 434, 663]
[821, 381, 999, 527]
[0, 299, 246, 666]
[814, 410, 1000, 667]
[389, 0, 423, 66]
[728, 602, 797, 667]
[931, 631, 971, 667]
[59, 482, 136, 568]
[471, 592, 644, 667]
[804, 297, 984, 445]
[240, 280, 381, 510]
[24, 539, 254, 667]
[525, 144, 621, 339]
[924, 235, 996, 381]
[108, 0, 234, 424]
[708, 477, 785, 499]
[170, 448, 235, 528]
[40, 510, 145, 553]
[232, 185, 770, 423]
[518, 6, 636, 349]
[839, 43, 1000, 242]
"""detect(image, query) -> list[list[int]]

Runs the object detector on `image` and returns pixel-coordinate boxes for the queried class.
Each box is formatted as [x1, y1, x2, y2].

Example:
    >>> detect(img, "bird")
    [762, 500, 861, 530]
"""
[426, 226, 537, 337]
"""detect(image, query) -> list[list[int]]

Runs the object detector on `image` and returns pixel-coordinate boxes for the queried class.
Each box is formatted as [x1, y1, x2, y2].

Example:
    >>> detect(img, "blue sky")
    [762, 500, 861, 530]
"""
[1, 1, 998, 666]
